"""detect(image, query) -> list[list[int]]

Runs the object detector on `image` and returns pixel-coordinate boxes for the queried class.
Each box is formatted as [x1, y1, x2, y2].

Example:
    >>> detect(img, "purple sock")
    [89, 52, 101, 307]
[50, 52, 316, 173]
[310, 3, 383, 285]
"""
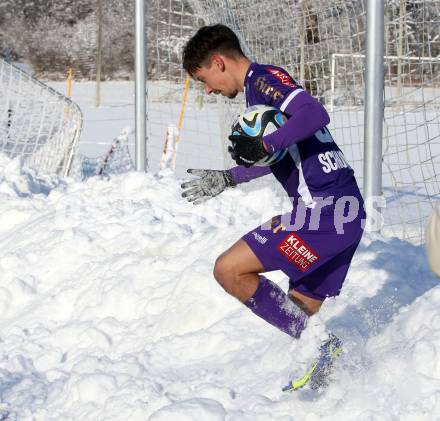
[244, 275, 308, 338]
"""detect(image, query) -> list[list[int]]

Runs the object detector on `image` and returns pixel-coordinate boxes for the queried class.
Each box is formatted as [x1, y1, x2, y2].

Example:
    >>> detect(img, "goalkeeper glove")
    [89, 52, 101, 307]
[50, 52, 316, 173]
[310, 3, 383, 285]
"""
[228, 134, 269, 167]
[181, 169, 236, 205]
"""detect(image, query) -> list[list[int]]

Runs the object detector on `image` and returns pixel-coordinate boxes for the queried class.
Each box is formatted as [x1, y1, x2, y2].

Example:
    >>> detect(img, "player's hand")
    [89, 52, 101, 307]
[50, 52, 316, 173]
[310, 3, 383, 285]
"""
[228, 134, 269, 167]
[181, 169, 236, 205]
[227, 144, 248, 167]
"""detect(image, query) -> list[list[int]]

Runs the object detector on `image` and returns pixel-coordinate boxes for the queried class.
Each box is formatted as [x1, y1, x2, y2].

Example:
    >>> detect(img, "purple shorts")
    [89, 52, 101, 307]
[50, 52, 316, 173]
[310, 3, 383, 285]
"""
[242, 204, 364, 301]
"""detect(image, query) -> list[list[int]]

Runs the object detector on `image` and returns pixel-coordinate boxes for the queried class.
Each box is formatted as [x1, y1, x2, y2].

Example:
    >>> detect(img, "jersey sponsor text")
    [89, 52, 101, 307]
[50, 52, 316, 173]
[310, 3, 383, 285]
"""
[254, 76, 284, 102]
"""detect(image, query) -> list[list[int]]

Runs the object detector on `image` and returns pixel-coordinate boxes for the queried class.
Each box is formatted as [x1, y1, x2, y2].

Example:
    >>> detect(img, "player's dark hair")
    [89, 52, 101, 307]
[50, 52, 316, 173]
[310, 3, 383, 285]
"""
[182, 24, 246, 76]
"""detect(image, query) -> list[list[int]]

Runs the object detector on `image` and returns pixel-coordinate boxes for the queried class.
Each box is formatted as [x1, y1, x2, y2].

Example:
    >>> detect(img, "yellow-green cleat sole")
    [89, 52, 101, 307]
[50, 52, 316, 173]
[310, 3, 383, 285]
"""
[282, 334, 343, 392]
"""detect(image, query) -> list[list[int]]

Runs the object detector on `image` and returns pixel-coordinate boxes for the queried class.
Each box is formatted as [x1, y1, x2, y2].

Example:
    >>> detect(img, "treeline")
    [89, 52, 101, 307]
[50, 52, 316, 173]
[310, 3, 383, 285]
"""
[0, 0, 438, 83]
[0, 0, 197, 80]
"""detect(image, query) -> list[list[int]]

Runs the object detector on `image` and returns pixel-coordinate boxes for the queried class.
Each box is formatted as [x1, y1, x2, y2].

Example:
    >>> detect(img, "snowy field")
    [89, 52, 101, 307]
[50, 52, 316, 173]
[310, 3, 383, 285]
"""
[1, 151, 440, 420]
[0, 80, 439, 419]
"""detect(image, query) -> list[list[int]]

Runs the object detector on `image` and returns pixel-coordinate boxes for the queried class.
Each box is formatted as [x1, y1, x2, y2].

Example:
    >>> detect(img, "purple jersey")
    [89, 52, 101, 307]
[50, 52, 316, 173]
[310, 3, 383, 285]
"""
[231, 63, 360, 206]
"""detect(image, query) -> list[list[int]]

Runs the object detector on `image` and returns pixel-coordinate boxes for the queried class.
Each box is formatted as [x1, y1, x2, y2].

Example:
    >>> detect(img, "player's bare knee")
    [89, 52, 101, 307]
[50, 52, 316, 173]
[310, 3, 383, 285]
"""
[213, 253, 233, 285]
[214, 253, 244, 296]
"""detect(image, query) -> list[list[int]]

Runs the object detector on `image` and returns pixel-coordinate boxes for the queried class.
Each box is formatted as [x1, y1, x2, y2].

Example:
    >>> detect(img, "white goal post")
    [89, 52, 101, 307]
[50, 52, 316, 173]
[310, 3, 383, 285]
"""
[0, 58, 82, 177]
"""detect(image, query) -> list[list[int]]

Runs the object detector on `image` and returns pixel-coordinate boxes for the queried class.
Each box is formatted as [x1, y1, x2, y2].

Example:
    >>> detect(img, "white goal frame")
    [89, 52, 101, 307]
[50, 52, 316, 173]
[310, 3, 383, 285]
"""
[0, 58, 83, 177]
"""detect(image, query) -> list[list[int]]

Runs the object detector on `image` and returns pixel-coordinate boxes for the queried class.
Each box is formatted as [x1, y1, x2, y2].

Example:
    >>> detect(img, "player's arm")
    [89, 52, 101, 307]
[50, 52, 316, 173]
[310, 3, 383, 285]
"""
[228, 91, 329, 162]
[180, 165, 271, 205]
[229, 165, 271, 184]
[229, 69, 330, 165]
[229, 94, 329, 165]
[262, 89, 330, 153]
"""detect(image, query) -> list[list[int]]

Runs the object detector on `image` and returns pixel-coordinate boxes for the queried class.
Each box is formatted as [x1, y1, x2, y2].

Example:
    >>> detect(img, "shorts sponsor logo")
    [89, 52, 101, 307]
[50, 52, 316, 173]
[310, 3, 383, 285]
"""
[266, 68, 297, 88]
[252, 231, 268, 244]
[277, 232, 319, 272]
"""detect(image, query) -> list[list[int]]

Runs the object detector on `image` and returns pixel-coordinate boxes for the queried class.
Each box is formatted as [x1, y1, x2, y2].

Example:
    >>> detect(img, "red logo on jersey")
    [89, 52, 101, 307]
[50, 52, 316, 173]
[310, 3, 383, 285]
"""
[277, 232, 320, 272]
[266, 68, 296, 88]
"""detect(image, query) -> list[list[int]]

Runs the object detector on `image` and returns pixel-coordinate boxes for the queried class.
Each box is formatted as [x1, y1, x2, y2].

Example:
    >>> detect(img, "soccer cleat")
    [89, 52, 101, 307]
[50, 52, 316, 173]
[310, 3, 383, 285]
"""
[282, 333, 343, 392]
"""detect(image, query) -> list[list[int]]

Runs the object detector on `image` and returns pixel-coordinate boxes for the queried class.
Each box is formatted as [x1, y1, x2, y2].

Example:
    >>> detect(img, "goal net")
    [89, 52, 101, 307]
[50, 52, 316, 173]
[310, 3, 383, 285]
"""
[0, 58, 82, 177]
[183, 0, 440, 244]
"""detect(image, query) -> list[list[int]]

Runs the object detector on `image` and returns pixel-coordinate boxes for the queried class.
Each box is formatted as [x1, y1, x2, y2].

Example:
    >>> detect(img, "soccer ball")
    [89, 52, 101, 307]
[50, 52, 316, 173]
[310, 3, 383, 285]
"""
[231, 104, 288, 166]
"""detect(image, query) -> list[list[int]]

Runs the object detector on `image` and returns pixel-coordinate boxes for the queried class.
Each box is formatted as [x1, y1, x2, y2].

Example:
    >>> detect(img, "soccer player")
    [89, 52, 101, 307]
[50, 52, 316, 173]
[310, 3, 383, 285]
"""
[181, 24, 365, 390]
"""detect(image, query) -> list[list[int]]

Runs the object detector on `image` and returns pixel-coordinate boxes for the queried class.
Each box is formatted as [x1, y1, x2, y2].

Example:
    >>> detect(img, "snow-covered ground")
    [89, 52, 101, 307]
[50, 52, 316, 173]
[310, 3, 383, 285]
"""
[1, 153, 439, 420]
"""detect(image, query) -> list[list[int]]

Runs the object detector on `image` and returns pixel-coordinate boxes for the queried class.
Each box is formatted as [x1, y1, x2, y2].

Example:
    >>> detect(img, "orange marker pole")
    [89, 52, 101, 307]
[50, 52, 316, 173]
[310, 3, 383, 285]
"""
[172, 75, 190, 170]
[67, 66, 73, 97]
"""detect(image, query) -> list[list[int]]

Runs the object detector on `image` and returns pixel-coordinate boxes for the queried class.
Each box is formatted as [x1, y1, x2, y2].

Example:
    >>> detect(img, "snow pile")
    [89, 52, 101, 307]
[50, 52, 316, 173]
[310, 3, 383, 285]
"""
[0, 154, 439, 420]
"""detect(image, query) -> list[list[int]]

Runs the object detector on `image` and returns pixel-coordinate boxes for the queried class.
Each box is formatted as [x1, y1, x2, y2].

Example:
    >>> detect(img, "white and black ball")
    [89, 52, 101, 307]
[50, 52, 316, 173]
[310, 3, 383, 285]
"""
[231, 105, 287, 166]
